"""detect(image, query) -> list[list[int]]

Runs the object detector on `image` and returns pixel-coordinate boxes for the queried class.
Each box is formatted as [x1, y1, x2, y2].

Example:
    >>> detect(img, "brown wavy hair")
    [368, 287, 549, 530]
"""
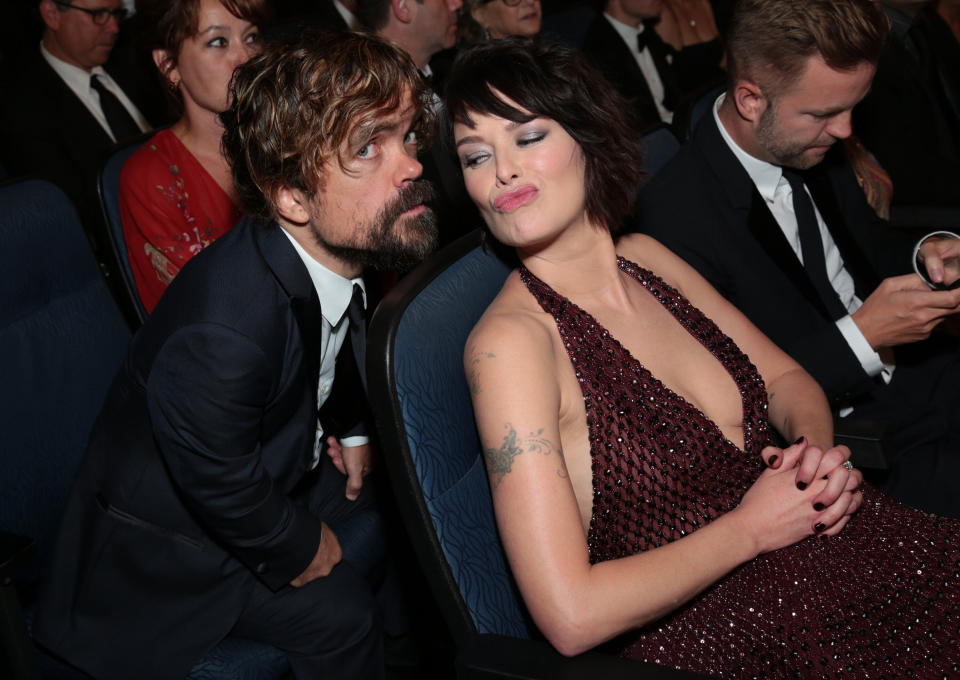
[727, 0, 889, 97]
[220, 30, 434, 222]
[443, 38, 644, 235]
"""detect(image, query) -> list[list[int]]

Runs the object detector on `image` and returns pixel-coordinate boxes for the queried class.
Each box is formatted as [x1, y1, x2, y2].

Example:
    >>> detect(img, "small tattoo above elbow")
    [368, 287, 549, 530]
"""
[466, 345, 496, 396]
[484, 423, 567, 488]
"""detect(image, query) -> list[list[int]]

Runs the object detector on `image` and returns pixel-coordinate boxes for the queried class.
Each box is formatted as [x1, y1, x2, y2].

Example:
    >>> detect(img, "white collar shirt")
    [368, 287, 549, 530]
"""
[604, 13, 673, 125]
[712, 94, 892, 388]
[40, 42, 150, 142]
[282, 229, 369, 467]
[332, 0, 361, 29]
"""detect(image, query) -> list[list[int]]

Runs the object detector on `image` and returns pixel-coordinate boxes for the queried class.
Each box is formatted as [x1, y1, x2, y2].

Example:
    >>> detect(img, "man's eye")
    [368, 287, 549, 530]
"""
[357, 143, 375, 158]
[404, 130, 418, 145]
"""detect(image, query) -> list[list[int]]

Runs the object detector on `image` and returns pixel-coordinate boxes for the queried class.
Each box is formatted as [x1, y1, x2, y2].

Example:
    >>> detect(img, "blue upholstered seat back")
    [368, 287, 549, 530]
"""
[99, 136, 149, 322]
[390, 240, 533, 638]
[0, 179, 131, 575]
[642, 125, 682, 179]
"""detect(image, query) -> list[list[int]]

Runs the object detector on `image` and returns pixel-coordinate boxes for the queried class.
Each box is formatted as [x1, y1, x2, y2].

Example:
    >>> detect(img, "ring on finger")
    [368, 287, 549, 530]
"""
[842, 460, 854, 471]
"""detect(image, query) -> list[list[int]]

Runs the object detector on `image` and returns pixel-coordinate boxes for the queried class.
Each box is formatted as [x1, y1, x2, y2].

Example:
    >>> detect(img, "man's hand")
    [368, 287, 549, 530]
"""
[917, 235, 960, 288]
[326, 437, 373, 501]
[290, 521, 341, 587]
[851, 273, 960, 349]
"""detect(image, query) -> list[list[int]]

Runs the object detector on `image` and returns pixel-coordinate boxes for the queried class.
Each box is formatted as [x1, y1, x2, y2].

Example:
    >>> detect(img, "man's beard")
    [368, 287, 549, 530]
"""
[314, 180, 439, 271]
[756, 106, 833, 170]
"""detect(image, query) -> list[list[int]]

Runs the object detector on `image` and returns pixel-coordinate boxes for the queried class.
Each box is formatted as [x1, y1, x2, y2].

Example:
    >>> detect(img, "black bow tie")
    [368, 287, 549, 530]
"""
[636, 28, 650, 53]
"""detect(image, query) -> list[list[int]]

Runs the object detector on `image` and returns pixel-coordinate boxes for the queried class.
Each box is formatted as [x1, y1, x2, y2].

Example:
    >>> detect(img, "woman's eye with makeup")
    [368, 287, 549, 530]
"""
[461, 151, 489, 169]
[517, 131, 546, 147]
[207, 36, 227, 48]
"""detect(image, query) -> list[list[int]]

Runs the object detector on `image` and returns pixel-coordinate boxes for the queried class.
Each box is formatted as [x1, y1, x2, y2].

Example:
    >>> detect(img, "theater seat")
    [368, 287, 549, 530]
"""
[0, 179, 290, 680]
[98, 132, 153, 326]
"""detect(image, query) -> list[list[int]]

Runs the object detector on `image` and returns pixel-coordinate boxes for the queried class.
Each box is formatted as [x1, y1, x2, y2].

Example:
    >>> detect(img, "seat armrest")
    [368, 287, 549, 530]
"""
[457, 634, 712, 680]
[834, 417, 888, 470]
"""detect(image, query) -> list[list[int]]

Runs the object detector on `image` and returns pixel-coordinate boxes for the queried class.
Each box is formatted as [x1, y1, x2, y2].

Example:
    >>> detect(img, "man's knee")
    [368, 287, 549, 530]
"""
[289, 565, 381, 655]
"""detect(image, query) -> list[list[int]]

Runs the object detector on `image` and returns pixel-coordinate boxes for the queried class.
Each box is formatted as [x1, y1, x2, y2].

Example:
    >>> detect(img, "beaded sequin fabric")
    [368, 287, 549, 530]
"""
[519, 257, 960, 679]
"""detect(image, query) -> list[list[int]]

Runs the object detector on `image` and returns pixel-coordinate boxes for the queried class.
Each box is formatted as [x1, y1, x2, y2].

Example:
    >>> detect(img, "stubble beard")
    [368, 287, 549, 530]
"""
[756, 106, 832, 171]
[313, 180, 440, 272]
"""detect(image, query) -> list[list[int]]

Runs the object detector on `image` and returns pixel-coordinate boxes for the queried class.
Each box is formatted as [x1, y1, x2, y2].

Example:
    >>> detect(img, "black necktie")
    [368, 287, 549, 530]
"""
[781, 169, 848, 320]
[90, 74, 141, 141]
[346, 283, 367, 391]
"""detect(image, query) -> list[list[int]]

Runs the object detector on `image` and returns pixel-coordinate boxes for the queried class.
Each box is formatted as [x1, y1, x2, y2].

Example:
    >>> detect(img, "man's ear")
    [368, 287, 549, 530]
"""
[732, 79, 768, 124]
[392, 0, 413, 24]
[39, 0, 61, 31]
[274, 186, 311, 226]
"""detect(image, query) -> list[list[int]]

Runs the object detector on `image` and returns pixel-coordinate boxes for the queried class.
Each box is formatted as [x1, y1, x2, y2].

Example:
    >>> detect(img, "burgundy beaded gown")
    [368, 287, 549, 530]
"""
[519, 257, 960, 679]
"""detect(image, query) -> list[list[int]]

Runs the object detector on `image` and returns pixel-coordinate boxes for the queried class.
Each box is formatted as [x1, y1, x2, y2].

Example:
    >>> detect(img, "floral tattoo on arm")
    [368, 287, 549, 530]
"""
[484, 423, 568, 488]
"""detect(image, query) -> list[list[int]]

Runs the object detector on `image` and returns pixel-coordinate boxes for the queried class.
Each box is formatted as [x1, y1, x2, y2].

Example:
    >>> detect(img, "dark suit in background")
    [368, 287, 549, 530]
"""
[33, 218, 382, 680]
[0, 52, 161, 230]
[638, 111, 960, 518]
[268, 0, 351, 40]
[580, 13, 681, 132]
[854, 5, 960, 209]
[577, 12, 723, 134]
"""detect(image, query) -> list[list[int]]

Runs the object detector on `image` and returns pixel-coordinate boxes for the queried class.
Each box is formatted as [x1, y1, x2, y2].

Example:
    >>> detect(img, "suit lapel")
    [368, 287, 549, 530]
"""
[805, 164, 880, 299]
[696, 115, 835, 319]
[254, 222, 323, 395]
[586, 17, 661, 129]
[646, 27, 681, 112]
[33, 57, 115, 161]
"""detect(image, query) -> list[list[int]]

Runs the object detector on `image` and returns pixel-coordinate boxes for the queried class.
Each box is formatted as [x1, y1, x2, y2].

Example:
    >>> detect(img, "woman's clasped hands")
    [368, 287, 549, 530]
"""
[733, 438, 863, 556]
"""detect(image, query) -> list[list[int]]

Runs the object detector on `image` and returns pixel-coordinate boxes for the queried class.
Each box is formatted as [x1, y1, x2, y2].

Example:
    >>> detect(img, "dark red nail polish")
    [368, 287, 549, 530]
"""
[792, 436, 805, 446]
[814, 522, 826, 533]
[813, 503, 825, 511]
[767, 455, 778, 467]
[796, 481, 807, 490]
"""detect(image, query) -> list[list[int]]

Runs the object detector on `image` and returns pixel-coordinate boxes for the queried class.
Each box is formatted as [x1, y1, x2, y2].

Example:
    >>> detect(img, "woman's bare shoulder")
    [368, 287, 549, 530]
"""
[464, 271, 558, 383]
[616, 233, 692, 288]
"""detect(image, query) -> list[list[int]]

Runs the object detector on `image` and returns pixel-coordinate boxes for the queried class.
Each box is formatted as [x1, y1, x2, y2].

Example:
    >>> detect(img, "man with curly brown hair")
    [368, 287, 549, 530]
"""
[33, 30, 437, 680]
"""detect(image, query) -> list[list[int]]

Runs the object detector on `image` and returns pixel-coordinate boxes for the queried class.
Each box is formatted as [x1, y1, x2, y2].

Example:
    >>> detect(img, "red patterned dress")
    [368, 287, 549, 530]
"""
[119, 128, 242, 313]
[520, 257, 960, 679]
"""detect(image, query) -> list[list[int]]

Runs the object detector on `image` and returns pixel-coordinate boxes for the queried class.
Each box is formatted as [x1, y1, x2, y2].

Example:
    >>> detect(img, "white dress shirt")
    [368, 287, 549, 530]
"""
[604, 13, 673, 125]
[712, 95, 894, 387]
[40, 42, 150, 143]
[282, 229, 369, 469]
[332, 0, 361, 30]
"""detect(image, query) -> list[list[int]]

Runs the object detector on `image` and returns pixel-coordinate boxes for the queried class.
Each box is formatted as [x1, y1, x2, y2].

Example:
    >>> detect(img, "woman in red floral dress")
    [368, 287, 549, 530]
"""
[119, 0, 267, 312]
